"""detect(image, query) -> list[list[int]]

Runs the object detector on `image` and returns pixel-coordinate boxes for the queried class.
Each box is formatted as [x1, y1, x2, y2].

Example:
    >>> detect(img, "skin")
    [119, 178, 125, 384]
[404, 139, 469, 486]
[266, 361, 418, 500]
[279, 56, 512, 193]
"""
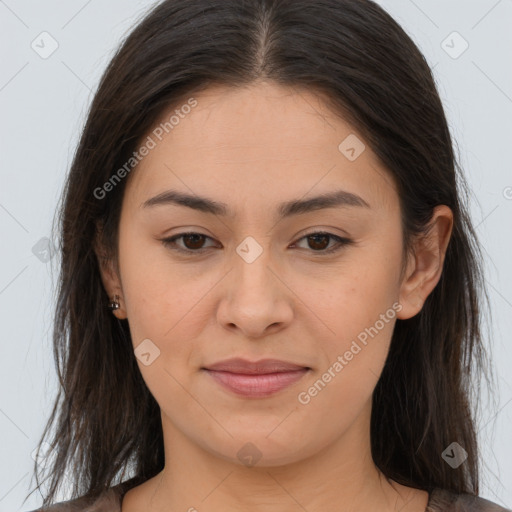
[96, 80, 453, 512]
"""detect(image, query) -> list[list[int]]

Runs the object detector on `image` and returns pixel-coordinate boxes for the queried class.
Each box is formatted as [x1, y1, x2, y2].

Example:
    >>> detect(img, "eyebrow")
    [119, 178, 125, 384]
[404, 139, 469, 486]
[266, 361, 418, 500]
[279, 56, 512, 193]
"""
[141, 188, 370, 219]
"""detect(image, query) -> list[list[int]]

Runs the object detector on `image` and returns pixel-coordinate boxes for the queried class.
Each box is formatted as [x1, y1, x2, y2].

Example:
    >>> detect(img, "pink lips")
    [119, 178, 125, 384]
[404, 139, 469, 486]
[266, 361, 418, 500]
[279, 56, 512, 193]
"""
[203, 358, 310, 398]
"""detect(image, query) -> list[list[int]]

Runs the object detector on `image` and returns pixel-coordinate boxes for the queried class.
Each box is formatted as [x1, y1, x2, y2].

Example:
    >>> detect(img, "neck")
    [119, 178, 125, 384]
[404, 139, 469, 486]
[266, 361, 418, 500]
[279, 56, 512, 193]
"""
[125, 400, 428, 512]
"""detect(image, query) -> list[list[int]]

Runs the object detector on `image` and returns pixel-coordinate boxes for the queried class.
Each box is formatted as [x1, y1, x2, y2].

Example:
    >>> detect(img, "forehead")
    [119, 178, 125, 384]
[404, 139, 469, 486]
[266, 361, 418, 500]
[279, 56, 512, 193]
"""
[124, 81, 398, 215]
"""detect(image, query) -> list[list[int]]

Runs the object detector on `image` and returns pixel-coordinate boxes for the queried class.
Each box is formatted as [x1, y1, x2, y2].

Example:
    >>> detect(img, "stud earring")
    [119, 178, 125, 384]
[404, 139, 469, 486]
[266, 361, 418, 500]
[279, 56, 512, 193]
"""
[107, 294, 121, 311]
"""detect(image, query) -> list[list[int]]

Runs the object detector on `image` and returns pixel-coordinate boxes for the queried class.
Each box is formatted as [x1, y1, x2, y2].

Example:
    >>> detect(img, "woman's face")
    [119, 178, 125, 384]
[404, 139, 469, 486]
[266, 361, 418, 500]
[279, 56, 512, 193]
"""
[101, 81, 444, 467]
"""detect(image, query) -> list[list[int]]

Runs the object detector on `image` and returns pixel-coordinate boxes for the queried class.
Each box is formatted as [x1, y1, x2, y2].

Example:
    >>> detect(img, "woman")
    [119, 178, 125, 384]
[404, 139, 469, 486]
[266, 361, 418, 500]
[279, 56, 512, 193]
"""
[25, 0, 510, 511]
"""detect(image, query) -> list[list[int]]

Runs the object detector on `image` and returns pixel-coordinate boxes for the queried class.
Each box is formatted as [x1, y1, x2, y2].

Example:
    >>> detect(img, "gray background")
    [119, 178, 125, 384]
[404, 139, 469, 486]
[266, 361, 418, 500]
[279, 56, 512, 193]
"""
[0, 0, 511, 510]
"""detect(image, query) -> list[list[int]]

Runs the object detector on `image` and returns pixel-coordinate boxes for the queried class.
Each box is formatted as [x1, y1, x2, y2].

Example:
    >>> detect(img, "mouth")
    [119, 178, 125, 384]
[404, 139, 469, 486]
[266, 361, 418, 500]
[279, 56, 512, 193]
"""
[201, 358, 311, 398]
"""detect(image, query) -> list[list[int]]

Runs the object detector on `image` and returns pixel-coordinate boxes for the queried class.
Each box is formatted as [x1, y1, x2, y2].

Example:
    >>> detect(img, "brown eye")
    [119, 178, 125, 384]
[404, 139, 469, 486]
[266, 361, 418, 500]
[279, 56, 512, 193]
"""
[306, 233, 330, 251]
[292, 231, 353, 254]
[161, 231, 352, 256]
[182, 233, 207, 250]
[160, 232, 217, 253]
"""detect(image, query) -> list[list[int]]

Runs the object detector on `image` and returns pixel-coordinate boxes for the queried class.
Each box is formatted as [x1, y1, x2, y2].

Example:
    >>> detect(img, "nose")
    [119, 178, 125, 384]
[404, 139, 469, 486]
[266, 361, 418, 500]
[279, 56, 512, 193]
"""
[216, 242, 294, 339]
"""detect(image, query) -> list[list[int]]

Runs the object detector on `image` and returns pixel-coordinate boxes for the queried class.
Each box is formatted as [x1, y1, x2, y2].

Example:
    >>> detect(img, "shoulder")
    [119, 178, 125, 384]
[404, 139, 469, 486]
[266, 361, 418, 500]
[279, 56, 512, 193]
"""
[428, 488, 512, 512]
[24, 483, 125, 512]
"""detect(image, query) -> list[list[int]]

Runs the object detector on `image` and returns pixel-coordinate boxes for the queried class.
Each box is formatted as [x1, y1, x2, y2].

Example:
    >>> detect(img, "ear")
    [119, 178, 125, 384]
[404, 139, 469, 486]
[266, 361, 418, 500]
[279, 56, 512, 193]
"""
[93, 222, 127, 320]
[396, 205, 453, 320]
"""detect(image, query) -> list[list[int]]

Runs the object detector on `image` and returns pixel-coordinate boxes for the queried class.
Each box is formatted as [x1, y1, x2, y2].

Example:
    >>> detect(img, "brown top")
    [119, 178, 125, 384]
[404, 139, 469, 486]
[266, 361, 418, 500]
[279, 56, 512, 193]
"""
[26, 481, 512, 512]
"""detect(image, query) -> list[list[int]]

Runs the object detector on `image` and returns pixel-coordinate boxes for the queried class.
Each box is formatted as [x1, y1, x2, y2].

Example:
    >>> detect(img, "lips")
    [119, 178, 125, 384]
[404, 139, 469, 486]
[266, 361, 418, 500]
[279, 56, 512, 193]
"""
[203, 357, 310, 374]
[202, 358, 310, 398]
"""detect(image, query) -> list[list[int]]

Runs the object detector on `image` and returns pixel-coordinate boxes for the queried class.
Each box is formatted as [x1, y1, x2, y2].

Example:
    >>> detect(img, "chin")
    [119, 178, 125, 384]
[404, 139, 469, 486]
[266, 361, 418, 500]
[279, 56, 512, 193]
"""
[196, 430, 322, 469]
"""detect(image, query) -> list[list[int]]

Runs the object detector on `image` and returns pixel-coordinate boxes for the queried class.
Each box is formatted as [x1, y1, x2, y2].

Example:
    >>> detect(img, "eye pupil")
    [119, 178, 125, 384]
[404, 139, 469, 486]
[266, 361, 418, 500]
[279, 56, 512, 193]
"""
[307, 234, 330, 251]
[183, 233, 205, 249]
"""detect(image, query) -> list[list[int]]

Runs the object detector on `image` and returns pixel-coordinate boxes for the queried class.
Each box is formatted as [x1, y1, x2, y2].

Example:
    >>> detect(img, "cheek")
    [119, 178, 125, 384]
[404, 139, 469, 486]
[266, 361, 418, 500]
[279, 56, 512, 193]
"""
[305, 249, 401, 349]
[298, 240, 402, 397]
[117, 232, 220, 402]
[117, 221, 198, 336]
[293, 288, 399, 437]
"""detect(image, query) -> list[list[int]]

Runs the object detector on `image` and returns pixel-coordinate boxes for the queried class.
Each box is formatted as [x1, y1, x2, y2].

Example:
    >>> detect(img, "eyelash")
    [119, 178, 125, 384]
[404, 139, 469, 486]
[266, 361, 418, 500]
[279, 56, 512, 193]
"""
[160, 231, 353, 255]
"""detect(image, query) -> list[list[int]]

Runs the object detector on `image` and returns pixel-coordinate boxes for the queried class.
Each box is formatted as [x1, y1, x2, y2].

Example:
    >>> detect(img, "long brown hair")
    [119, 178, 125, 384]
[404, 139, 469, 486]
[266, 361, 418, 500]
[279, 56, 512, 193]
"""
[27, 0, 492, 507]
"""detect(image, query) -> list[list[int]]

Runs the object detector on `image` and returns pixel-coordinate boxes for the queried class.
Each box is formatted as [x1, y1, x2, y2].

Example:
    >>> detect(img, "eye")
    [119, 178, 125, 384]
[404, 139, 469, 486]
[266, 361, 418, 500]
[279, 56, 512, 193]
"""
[291, 231, 353, 254]
[161, 231, 352, 255]
[160, 232, 218, 253]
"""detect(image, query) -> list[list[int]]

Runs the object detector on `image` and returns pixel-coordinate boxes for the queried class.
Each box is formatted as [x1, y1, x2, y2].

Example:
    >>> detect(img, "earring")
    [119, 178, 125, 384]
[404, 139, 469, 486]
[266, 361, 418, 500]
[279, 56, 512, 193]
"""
[107, 294, 121, 311]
